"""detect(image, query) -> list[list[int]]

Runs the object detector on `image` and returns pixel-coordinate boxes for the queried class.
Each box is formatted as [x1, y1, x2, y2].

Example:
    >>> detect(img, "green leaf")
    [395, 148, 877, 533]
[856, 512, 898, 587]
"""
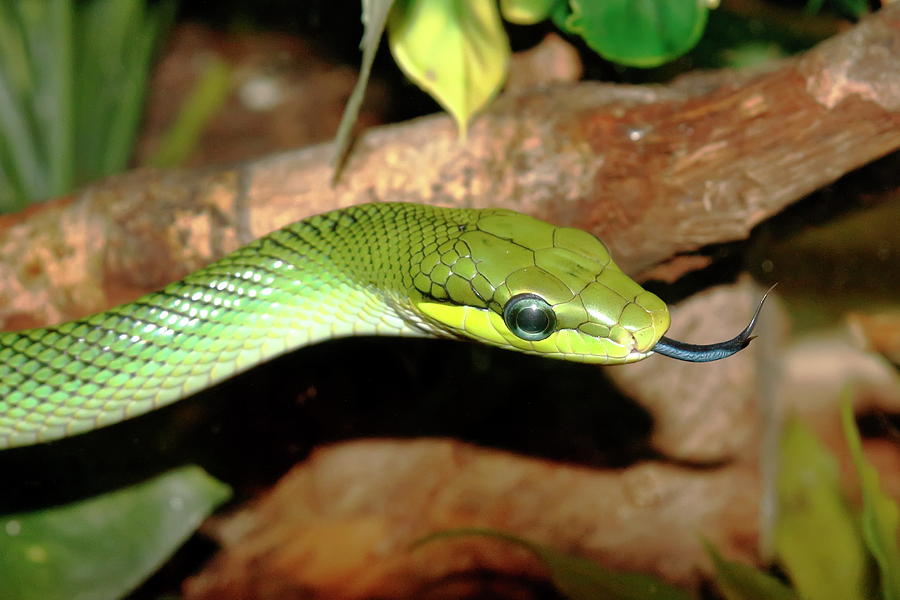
[0, 0, 171, 211]
[705, 540, 798, 600]
[549, 0, 573, 32]
[500, 0, 560, 25]
[74, 0, 173, 181]
[99, 0, 172, 178]
[331, 0, 395, 183]
[808, 0, 868, 19]
[833, 0, 868, 18]
[146, 56, 232, 168]
[774, 418, 870, 600]
[0, 151, 26, 213]
[15, 0, 74, 198]
[388, 0, 510, 136]
[565, 0, 709, 68]
[0, 466, 231, 600]
[0, 1, 61, 207]
[415, 528, 692, 600]
[717, 42, 786, 70]
[842, 396, 900, 600]
[804, 0, 826, 13]
[74, 0, 140, 180]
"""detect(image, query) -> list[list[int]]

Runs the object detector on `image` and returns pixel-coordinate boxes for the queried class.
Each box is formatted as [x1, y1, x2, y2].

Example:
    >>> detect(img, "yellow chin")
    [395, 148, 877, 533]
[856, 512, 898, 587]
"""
[416, 302, 653, 365]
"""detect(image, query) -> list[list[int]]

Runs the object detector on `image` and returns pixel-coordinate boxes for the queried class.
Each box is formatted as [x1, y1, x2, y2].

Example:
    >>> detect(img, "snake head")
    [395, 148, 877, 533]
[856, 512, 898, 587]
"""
[413, 209, 670, 364]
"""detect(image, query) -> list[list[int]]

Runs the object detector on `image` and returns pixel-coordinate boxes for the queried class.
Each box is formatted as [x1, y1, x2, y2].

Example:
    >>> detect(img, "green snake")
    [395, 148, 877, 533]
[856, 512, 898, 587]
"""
[0, 202, 764, 449]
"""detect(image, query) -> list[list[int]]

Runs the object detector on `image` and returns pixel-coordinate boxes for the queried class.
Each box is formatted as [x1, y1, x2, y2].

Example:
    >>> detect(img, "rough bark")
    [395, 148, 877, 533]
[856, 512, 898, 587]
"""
[185, 438, 762, 600]
[0, 5, 898, 330]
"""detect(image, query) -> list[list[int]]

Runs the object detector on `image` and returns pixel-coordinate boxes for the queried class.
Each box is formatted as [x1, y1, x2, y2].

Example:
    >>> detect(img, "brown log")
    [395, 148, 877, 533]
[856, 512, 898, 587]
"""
[1, 5, 898, 330]
[184, 438, 762, 600]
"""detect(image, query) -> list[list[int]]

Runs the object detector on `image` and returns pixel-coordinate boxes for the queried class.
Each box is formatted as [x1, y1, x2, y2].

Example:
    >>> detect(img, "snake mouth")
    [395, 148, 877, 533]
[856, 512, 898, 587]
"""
[620, 331, 656, 363]
[651, 286, 773, 363]
[622, 347, 654, 363]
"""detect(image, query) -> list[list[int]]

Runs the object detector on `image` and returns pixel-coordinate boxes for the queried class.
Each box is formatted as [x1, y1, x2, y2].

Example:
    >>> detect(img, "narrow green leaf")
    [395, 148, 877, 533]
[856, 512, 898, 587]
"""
[842, 396, 900, 600]
[705, 541, 798, 600]
[774, 418, 870, 600]
[826, 0, 868, 18]
[0, 70, 43, 205]
[0, 1, 46, 204]
[415, 528, 692, 600]
[73, 0, 142, 180]
[388, 0, 510, 137]
[0, 466, 231, 600]
[500, 0, 560, 25]
[0, 149, 27, 213]
[331, 0, 395, 183]
[0, 0, 170, 210]
[100, 0, 174, 177]
[566, 0, 709, 68]
[146, 56, 232, 168]
[0, 2, 34, 97]
[73, 0, 172, 182]
[18, 0, 74, 196]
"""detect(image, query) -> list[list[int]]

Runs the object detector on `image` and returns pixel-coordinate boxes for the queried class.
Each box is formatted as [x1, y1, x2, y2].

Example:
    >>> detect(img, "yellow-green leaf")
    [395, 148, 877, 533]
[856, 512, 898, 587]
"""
[705, 540, 798, 600]
[331, 0, 395, 182]
[388, 0, 510, 136]
[0, 466, 231, 600]
[774, 418, 870, 600]
[500, 0, 559, 24]
[842, 395, 900, 600]
[145, 56, 232, 168]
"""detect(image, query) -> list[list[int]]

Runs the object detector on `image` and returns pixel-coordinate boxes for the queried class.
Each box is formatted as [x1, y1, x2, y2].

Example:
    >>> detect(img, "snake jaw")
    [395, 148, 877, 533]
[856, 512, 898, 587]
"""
[619, 291, 671, 354]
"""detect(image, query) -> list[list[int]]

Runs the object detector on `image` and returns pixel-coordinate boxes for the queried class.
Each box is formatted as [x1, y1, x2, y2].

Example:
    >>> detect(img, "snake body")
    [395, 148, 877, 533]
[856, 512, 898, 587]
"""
[0, 203, 759, 449]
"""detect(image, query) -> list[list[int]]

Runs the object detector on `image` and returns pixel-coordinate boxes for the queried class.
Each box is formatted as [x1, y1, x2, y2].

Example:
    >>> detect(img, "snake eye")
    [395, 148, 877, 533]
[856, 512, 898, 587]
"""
[502, 294, 556, 341]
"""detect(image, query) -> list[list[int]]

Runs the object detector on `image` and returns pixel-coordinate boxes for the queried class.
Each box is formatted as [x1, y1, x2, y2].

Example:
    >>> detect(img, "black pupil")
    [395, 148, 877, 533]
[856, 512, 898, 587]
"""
[516, 304, 549, 333]
[503, 294, 556, 341]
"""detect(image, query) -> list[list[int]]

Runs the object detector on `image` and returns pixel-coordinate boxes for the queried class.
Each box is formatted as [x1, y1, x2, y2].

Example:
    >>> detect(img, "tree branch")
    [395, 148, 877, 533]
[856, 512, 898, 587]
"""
[0, 5, 897, 329]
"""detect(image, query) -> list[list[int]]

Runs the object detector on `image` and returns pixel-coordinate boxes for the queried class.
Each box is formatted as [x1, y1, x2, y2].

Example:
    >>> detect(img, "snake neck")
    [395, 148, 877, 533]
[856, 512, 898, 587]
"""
[274, 202, 478, 336]
[0, 203, 475, 447]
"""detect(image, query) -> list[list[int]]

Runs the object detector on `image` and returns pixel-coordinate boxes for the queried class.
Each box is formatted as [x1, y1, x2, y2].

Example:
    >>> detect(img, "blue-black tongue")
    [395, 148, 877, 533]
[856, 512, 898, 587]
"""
[651, 285, 774, 363]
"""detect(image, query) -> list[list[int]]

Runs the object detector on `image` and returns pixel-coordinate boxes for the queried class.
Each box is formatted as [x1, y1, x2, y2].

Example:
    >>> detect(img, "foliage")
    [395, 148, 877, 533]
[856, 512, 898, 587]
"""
[707, 396, 900, 600]
[334, 0, 863, 173]
[0, 466, 231, 600]
[331, 0, 396, 179]
[332, 0, 713, 166]
[0, 0, 173, 212]
[706, 541, 798, 600]
[841, 399, 900, 600]
[389, 0, 510, 138]
[415, 528, 692, 600]
[774, 416, 869, 600]
[550, 0, 710, 68]
[806, 0, 868, 19]
[145, 56, 233, 168]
